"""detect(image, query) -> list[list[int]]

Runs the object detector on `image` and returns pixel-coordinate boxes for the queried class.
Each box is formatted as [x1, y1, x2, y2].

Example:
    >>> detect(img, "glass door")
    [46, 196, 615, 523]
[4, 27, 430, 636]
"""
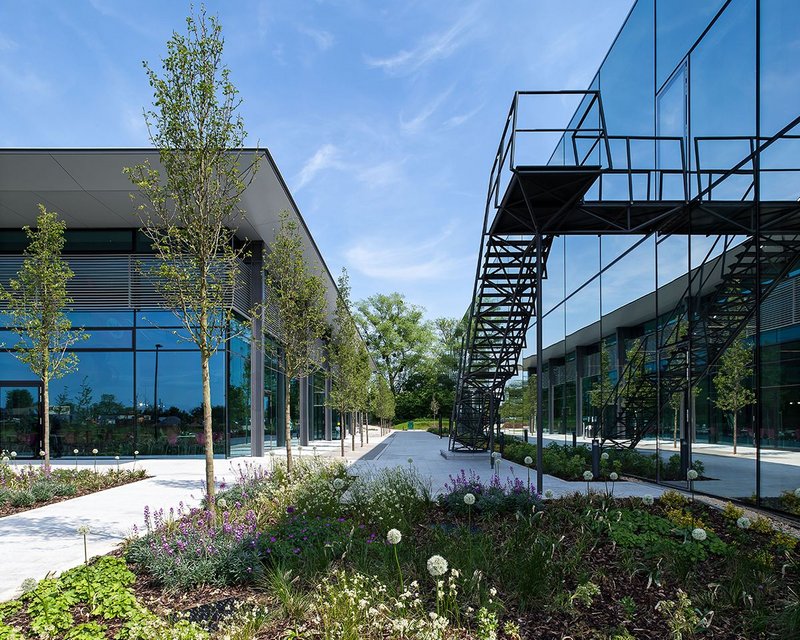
[0, 383, 42, 458]
[656, 61, 689, 199]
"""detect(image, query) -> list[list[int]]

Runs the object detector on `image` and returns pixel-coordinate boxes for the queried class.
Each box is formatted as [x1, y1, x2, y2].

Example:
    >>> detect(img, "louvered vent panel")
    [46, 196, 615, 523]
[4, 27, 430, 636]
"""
[761, 276, 799, 332]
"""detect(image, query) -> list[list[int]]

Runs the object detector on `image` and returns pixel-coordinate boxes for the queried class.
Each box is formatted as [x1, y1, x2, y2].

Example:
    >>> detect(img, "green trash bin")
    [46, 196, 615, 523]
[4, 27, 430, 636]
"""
[407, 421, 414, 431]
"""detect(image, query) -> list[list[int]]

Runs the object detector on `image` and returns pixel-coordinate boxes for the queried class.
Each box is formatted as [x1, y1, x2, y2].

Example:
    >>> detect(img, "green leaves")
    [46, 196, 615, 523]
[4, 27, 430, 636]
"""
[713, 337, 756, 413]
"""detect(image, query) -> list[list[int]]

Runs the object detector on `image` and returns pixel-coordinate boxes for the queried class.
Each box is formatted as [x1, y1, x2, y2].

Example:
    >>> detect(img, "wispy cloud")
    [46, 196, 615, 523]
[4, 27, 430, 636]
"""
[356, 159, 405, 188]
[400, 86, 453, 133]
[345, 224, 470, 282]
[0, 63, 50, 98]
[299, 26, 334, 51]
[444, 103, 483, 129]
[365, 8, 477, 76]
[295, 144, 343, 190]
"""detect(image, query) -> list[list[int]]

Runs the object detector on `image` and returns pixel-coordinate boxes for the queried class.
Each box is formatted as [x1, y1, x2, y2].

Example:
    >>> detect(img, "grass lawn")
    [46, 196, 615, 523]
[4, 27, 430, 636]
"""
[1, 459, 798, 639]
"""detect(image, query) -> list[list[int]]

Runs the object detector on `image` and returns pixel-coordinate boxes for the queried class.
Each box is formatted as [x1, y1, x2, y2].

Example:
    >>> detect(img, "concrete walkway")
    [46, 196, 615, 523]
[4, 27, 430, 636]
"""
[0, 428, 662, 602]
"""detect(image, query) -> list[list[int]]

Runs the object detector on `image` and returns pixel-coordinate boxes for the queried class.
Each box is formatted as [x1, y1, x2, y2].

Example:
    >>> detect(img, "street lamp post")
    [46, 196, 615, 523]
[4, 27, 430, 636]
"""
[153, 344, 163, 439]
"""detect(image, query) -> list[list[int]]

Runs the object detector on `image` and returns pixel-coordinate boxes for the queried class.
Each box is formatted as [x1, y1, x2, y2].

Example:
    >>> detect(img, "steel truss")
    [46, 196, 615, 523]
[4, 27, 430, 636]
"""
[451, 90, 800, 462]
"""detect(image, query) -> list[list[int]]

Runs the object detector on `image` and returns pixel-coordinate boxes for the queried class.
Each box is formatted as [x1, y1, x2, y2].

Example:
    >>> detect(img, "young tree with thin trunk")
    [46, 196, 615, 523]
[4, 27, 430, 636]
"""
[0, 206, 87, 469]
[328, 269, 360, 457]
[713, 337, 756, 455]
[588, 344, 614, 437]
[265, 211, 327, 472]
[125, 8, 257, 507]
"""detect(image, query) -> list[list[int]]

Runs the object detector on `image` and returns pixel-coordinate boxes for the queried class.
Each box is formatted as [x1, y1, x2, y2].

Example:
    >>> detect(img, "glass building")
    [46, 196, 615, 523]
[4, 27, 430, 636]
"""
[0, 149, 338, 459]
[454, 0, 800, 515]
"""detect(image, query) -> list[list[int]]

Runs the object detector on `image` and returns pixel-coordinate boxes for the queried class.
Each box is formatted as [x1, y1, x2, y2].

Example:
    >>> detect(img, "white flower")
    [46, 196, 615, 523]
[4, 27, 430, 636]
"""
[114, 455, 120, 461]
[39, 450, 45, 457]
[387, 529, 402, 545]
[583, 470, 593, 481]
[1, 456, 7, 463]
[463, 493, 475, 506]
[491, 451, 499, 459]
[92, 448, 98, 455]
[794, 487, 800, 498]
[642, 494, 654, 506]
[427, 555, 448, 577]
[524, 455, 533, 465]
[73, 449, 79, 455]
[134, 450, 139, 456]
[609, 472, 619, 481]
[217, 498, 228, 510]
[10, 451, 16, 458]
[20, 578, 37, 594]
[687, 469, 698, 481]
[691, 527, 707, 541]
[544, 489, 554, 499]
[601, 452, 609, 461]
[333, 478, 345, 490]
[77, 524, 91, 536]
[736, 516, 751, 530]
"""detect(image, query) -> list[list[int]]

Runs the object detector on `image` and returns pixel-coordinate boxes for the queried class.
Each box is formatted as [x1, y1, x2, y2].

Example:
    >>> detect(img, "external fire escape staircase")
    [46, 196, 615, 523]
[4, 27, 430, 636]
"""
[451, 89, 800, 452]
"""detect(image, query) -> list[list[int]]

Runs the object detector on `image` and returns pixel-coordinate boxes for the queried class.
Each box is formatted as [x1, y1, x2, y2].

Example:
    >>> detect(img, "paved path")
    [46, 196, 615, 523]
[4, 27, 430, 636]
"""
[0, 428, 663, 602]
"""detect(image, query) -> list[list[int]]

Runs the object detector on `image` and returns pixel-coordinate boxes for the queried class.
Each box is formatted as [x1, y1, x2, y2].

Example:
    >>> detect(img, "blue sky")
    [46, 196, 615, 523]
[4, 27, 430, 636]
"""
[0, 0, 646, 343]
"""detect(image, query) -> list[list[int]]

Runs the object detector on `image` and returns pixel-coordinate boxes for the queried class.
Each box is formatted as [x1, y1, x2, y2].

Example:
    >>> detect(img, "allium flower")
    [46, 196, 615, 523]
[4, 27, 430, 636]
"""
[736, 516, 751, 529]
[10, 451, 16, 458]
[77, 524, 91, 536]
[491, 451, 499, 460]
[20, 578, 37, 594]
[114, 455, 120, 461]
[407, 458, 413, 464]
[601, 452, 609, 461]
[544, 489, 554, 499]
[794, 487, 800, 498]
[134, 450, 139, 456]
[73, 449, 79, 455]
[333, 478, 345, 490]
[463, 493, 476, 506]
[642, 494, 654, 506]
[609, 472, 619, 481]
[217, 498, 228, 510]
[1, 456, 7, 463]
[583, 470, 593, 481]
[39, 450, 45, 457]
[524, 456, 533, 465]
[691, 527, 707, 541]
[687, 469, 699, 481]
[427, 554, 448, 577]
[92, 448, 98, 455]
[387, 529, 402, 545]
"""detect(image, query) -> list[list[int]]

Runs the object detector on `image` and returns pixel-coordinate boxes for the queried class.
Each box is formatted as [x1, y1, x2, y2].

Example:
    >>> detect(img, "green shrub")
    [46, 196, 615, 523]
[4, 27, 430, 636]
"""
[0, 487, 11, 505]
[10, 490, 35, 507]
[52, 481, 78, 497]
[31, 481, 56, 502]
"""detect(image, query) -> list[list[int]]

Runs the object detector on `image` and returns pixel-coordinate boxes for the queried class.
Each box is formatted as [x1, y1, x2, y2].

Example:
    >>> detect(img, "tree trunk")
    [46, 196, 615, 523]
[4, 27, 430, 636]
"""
[201, 349, 215, 507]
[673, 411, 678, 448]
[285, 375, 293, 472]
[340, 409, 345, 457]
[366, 413, 369, 444]
[42, 369, 50, 472]
[733, 411, 737, 455]
[359, 412, 364, 446]
[351, 412, 355, 451]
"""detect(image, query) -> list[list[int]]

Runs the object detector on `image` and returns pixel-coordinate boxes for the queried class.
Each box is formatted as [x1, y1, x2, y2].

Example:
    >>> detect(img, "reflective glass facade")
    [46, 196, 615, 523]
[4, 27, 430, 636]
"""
[527, 0, 800, 516]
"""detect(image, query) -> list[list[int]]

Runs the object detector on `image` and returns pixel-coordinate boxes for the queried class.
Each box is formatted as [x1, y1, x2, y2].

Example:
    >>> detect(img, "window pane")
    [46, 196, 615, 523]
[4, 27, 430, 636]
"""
[229, 334, 251, 457]
[67, 311, 134, 328]
[136, 329, 196, 350]
[656, 0, 726, 88]
[64, 230, 133, 252]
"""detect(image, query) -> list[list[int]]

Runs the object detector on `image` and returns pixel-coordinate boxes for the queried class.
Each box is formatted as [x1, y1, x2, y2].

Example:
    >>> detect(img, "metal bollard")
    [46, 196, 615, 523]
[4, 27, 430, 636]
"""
[591, 438, 601, 478]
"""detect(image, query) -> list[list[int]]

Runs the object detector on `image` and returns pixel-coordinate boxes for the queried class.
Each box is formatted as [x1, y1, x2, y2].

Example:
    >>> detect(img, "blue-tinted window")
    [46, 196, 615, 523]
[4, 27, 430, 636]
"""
[74, 329, 133, 350]
[656, 0, 726, 88]
[690, 0, 756, 200]
[136, 329, 196, 350]
[136, 311, 184, 328]
[67, 311, 134, 328]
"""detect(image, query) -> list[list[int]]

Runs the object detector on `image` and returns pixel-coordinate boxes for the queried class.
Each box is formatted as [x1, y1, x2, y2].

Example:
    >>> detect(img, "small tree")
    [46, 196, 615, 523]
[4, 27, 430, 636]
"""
[328, 269, 360, 457]
[125, 8, 257, 507]
[523, 374, 537, 431]
[430, 395, 440, 421]
[373, 376, 395, 431]
[668, 386, 700, 448]
[265, 211, 328, 472]
[713, 337, 756, 454]
[0, 206, 87, 469]
[588, 345, 614, 436]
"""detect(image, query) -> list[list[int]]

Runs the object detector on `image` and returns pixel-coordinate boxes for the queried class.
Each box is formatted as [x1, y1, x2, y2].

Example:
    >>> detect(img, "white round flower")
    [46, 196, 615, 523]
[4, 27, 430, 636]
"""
[794, 487, 800, 498]
[73, 449, 79, 455]
[491, 451, 499, 459]
[609, 472, 619, 481]
[463, 493, 476, 506]
[92, 448, 98, 455]
[687, 469, 699, 481]
[691, 527, 707, 542]
[583, 470, 593, 482]
[387, 529, 402, 545]
[642, 494, 654, 506]
[10, 451, 16, 458]
[39, 450, 45, 457]
[20, 578, 37, 594]
[736, 516, 751, 530]
[217, 498, 228, 510]
[134, 450, 139, 456]
[427, 555, 448, 577]
[544, 489, 554, 499]
[601, 452, 609, 461]
[333, 478, 345, 490]
[114, 455, 120, 461]
[77, 524, 91, 536]
[524, 456, 533, 465]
